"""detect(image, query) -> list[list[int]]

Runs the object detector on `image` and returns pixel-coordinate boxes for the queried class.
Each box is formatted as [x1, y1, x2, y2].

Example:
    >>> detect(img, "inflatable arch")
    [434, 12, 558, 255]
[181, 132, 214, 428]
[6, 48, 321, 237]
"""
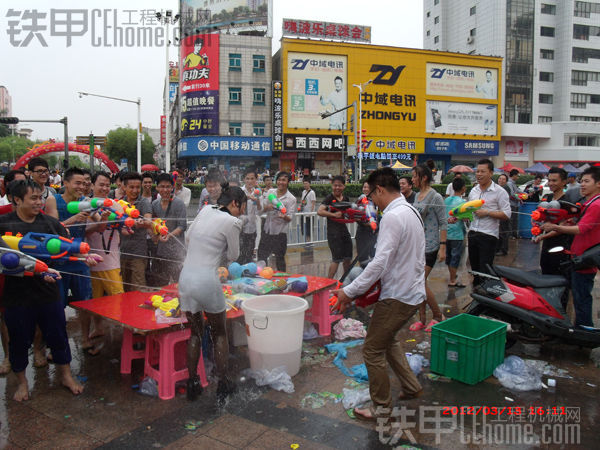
[14, 142, 120, 174]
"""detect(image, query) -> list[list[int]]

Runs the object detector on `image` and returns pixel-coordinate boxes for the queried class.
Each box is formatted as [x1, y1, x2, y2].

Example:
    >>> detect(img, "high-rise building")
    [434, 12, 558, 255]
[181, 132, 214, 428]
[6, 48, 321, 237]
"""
[423, 0, 600, 164]
[0, 86, 12, 117]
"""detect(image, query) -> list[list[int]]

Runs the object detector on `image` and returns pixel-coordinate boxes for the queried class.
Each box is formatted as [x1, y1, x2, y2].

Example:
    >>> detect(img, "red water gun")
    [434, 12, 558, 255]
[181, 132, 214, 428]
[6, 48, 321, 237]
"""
[531, 200, 580, 236]
[329, 200, 372, 225]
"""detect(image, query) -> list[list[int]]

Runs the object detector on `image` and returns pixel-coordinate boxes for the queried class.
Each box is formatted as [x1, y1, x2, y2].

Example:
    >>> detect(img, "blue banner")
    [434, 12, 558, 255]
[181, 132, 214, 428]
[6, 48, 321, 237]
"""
[425, 139, 498, 156]
[178, 136, 272, 157]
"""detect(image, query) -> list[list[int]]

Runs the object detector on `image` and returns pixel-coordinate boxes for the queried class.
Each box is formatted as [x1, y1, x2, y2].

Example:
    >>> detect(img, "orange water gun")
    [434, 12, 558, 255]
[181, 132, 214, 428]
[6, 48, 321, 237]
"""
[151, 218, 169, 236]
[116, 200, 140, 218]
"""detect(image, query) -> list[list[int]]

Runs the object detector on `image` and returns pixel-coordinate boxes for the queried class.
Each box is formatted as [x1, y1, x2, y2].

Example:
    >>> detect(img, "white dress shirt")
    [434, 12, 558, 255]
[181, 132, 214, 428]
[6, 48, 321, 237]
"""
[467, 181, 511, 238]
[241, 185, 261, 234]
[263, 189, 296, 235]
[343, 196, 426, 306]
[174, 186, 192, 207]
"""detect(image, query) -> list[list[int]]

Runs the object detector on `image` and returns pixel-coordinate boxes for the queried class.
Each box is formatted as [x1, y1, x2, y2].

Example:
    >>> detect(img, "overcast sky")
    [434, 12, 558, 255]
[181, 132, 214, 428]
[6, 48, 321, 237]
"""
[0, 0, 423, 142]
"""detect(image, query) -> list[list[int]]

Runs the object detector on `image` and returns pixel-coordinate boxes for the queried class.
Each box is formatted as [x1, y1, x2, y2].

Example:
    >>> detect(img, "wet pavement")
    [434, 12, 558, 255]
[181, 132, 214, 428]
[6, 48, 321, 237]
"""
[0, 237, 598, 449]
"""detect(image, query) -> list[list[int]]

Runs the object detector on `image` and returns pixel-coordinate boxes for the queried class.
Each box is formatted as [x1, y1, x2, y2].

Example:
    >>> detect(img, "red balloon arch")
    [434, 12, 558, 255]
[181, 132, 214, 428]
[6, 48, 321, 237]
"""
[14, 142, 119, 174]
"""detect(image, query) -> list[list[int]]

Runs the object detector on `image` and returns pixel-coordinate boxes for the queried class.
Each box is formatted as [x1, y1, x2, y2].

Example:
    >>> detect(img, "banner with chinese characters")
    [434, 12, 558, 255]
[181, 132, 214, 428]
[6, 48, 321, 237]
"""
[425, 139, 499, 156]
[273, 81, 283, 151]
[180, 33, 219, 137]
[177, 136, 272, 157]
[283, 134, 346, 152]
[359, 137, 425, 154]
[504, 140, 529, 160]
[427, 63, 498, 100]
[287, 52, 348, 130]
[180, 0, 271, 36]
[426, 101, 497, 136]
[282, 19, 371, 43]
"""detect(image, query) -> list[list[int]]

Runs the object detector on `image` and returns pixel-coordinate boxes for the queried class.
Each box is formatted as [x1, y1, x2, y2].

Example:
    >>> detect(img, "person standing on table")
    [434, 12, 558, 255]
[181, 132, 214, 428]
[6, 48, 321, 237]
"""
[0, 180, 93, 401]
[331, 167, 426, 423]
[151, 173, 187, 286]
[355, 181, 378, 267]
[179, 184, 246, 402]
[119, 172, 153, 292]
[257, 172, 296, 272]
[540, 166, 600, 327]
[467, 159, 511, 286]
[238, 167, 262, 264]
[318, 176, 353, 279]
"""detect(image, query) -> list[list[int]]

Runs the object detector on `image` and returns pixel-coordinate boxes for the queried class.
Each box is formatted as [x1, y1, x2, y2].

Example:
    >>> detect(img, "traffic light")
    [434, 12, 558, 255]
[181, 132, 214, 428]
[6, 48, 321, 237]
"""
[0, 117, 19, 125]
[361, 129, 367, 150]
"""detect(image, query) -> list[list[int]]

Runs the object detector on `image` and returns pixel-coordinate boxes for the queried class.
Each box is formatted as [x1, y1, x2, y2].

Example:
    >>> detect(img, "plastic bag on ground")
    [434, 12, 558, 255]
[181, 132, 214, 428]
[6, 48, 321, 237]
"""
[139, 376, 158, 396]
[334, 318, 367, 340]
[406, 353, 428, 376]
[242, 366, 295, 393]
[303, 322, 319, 340]
[493, 355, 543, 391]
[342, 387, 371, 409]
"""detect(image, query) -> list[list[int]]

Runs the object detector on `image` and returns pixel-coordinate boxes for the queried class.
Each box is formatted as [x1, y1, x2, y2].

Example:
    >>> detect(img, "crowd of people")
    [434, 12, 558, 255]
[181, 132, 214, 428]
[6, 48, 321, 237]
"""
[0, 159, 598, 428]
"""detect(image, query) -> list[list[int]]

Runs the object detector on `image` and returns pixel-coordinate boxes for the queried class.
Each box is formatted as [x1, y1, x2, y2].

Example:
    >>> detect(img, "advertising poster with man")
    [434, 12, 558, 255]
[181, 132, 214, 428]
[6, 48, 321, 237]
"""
[426, 63, 498, 100]
[287, 52, 348, 130]
[180, 34, 219, 137]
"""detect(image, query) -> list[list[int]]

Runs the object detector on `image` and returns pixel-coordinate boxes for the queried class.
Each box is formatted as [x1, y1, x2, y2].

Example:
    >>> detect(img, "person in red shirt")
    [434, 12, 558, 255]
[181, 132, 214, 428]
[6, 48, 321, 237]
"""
[541, 166, 600, 327]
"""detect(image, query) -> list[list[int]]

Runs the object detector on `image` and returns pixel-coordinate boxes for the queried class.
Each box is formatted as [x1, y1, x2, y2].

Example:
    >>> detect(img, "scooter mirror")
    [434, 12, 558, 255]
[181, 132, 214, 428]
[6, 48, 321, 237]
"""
[548, 246, 564, 253]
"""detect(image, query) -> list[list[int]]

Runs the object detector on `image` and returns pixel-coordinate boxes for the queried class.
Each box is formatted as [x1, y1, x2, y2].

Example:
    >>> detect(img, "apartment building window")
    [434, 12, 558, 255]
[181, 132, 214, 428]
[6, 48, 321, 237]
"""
[571, 93, 588, 108]
[229, 53, 241, 71]
[253, 88, 266, 106]
[574, 1, 600, 18]
[427, 30, 430, 36]
[539, 72, 554, 82]
[540, 26, 555, 37]
[434, 16, 439, 24]
[252, 123, 265, 136]
[572, 70, 600, 86]
[470, 6, 476, 15]
[538, 116, 553, 123]
[573, 47, 600, 63]
[434, 35, 439, 44]
[253, 55, 265, 72]
[539, 94, 553, 104]
[434, 0, 439, 5]
[565, 134, 600, 146]
[229, 87, 241, 105]
[229, 122, 242, 136]
[427, 11, 430, 17]
[574, 24, 600, 40]
[571, 115, 600, 122]
[541, 4, 556, 14]
[540, 49, 554, 59]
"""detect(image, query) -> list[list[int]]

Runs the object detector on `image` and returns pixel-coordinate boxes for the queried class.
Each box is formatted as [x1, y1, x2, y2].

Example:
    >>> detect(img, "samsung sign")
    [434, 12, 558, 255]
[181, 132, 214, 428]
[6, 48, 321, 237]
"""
[425, 139, 498, 156]
[178, 136, 272, 157]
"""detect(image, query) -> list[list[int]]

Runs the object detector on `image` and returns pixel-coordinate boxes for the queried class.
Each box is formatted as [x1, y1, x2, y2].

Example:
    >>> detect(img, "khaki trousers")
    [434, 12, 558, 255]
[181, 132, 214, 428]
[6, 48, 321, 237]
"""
[120, 257, 147, 292]
[363, 298, 422, 410]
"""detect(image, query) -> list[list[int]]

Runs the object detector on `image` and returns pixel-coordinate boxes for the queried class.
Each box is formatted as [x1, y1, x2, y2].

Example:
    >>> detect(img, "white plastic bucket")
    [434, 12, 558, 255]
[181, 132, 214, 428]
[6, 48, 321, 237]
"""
[241, 295, 309, 376]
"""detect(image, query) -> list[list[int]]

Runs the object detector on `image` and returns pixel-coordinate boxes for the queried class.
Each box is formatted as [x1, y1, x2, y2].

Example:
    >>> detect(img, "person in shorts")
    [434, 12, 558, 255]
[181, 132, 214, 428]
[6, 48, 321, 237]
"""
[445, 177, 467, 287]
[318, 176, 353, 279]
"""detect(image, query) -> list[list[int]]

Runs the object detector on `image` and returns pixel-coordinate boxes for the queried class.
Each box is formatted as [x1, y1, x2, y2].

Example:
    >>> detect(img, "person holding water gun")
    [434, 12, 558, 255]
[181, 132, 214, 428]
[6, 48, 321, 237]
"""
[355, 181, 378, 267]
[238, 167, 262, 264]
[150, 173, 187, 286]
[445, 177, 468, 287]
[257, 172, 296, 271]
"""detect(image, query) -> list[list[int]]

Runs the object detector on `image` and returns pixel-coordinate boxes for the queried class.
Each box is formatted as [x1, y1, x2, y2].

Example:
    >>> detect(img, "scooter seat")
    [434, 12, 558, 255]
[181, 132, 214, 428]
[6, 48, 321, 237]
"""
[493, 265, 567, 288]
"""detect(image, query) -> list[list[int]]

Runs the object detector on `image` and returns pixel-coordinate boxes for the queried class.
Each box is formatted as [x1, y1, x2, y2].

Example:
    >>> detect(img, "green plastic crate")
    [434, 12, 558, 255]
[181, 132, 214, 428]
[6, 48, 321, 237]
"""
[430, 314, 506, 385]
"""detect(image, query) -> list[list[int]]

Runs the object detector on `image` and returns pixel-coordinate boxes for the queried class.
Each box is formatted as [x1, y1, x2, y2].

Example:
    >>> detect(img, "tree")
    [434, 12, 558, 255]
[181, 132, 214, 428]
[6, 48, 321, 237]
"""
[0, 135, 35, 164]
[105, 127, 155, 171]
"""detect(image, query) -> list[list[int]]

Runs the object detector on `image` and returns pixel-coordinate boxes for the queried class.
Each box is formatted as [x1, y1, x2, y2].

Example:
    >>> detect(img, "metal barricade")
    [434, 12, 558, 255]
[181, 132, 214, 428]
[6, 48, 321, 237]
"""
[286, 212, 357, 247]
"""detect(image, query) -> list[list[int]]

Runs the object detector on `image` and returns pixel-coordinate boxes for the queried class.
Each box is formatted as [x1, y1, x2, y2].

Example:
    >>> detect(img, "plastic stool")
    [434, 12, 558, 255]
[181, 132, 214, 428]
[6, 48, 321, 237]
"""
[144, 328, 208, 400]
[120, 329, 146, 374]
[305, 289, 343, 336]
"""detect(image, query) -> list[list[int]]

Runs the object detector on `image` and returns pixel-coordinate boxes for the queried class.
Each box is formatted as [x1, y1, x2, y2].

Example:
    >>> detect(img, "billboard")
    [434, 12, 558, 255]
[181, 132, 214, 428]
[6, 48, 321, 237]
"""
[273, 81, 283, 151]
[287, 52, 348, 130]
[505, 140, 530, 159]
[426, 101, 497, 135]
[178, 136, 272, 157]
[427, 63, 498, 100]
[180, 0, 270, 36]
[180, 33, 219, 137]
[425, 139, 499, 156]
[282, 19, 371, 43]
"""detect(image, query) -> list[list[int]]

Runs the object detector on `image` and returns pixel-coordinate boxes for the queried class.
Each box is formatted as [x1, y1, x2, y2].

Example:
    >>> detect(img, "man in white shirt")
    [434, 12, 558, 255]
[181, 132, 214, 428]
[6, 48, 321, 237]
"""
[445, 173, 462, 197]
[333, 167, 426, 423]
[173, 172, 191, 207]
[300, 178, 316, 243]
[257, 172, 296, 271]
[467, 159, 511, 286]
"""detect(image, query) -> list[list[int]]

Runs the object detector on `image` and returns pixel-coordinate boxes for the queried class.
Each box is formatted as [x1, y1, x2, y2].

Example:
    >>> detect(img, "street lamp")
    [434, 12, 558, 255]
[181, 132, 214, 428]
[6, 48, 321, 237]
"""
[156, 10, 180, 172]
[78, 91, 142, 172]
[352, 79, 372, 182]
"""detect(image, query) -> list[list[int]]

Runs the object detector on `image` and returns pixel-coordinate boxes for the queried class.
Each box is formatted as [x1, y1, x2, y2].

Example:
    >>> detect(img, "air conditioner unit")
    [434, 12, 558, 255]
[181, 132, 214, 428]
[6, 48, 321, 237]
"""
[467, 36, 474, 44]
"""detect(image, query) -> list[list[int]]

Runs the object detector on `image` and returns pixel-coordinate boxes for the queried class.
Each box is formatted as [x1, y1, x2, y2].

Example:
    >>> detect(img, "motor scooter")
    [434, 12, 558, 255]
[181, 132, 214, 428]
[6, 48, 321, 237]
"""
[467, 244, 600, 348]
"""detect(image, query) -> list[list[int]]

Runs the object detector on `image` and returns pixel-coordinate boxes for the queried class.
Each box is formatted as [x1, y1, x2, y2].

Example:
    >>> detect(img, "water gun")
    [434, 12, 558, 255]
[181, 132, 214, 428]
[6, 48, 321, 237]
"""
[151, 218, 169, 236]
[267, 193, 287, 214]
[1, 232, 90, 262]
[357, 197, 377, 231]
[328, 280, 382, 310]
[66, 198, 113, 214]
[531, 200, 581, 236]
[516, 192, 528, 201]
[146, 294, 180, 317]
[50, 184, 61, 190]
[252, 187, 261, 203]
[448, 199, 485, 221]
[0, 246, 57, 278]
[116, 200, 140, 218]
[328, 200, 372, 225]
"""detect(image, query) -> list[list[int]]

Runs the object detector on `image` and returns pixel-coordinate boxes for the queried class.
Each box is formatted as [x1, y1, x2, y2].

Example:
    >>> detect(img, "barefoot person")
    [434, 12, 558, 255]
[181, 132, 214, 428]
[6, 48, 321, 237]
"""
[179, 184, 246, 402]
[0, 180, 89, 400]
[332, 167, 426, 423]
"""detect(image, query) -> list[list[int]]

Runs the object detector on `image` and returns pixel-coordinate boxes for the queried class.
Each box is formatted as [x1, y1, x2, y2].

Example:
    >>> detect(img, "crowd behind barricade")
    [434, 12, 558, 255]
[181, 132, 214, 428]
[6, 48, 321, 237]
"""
[0, 158, 597, 425]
